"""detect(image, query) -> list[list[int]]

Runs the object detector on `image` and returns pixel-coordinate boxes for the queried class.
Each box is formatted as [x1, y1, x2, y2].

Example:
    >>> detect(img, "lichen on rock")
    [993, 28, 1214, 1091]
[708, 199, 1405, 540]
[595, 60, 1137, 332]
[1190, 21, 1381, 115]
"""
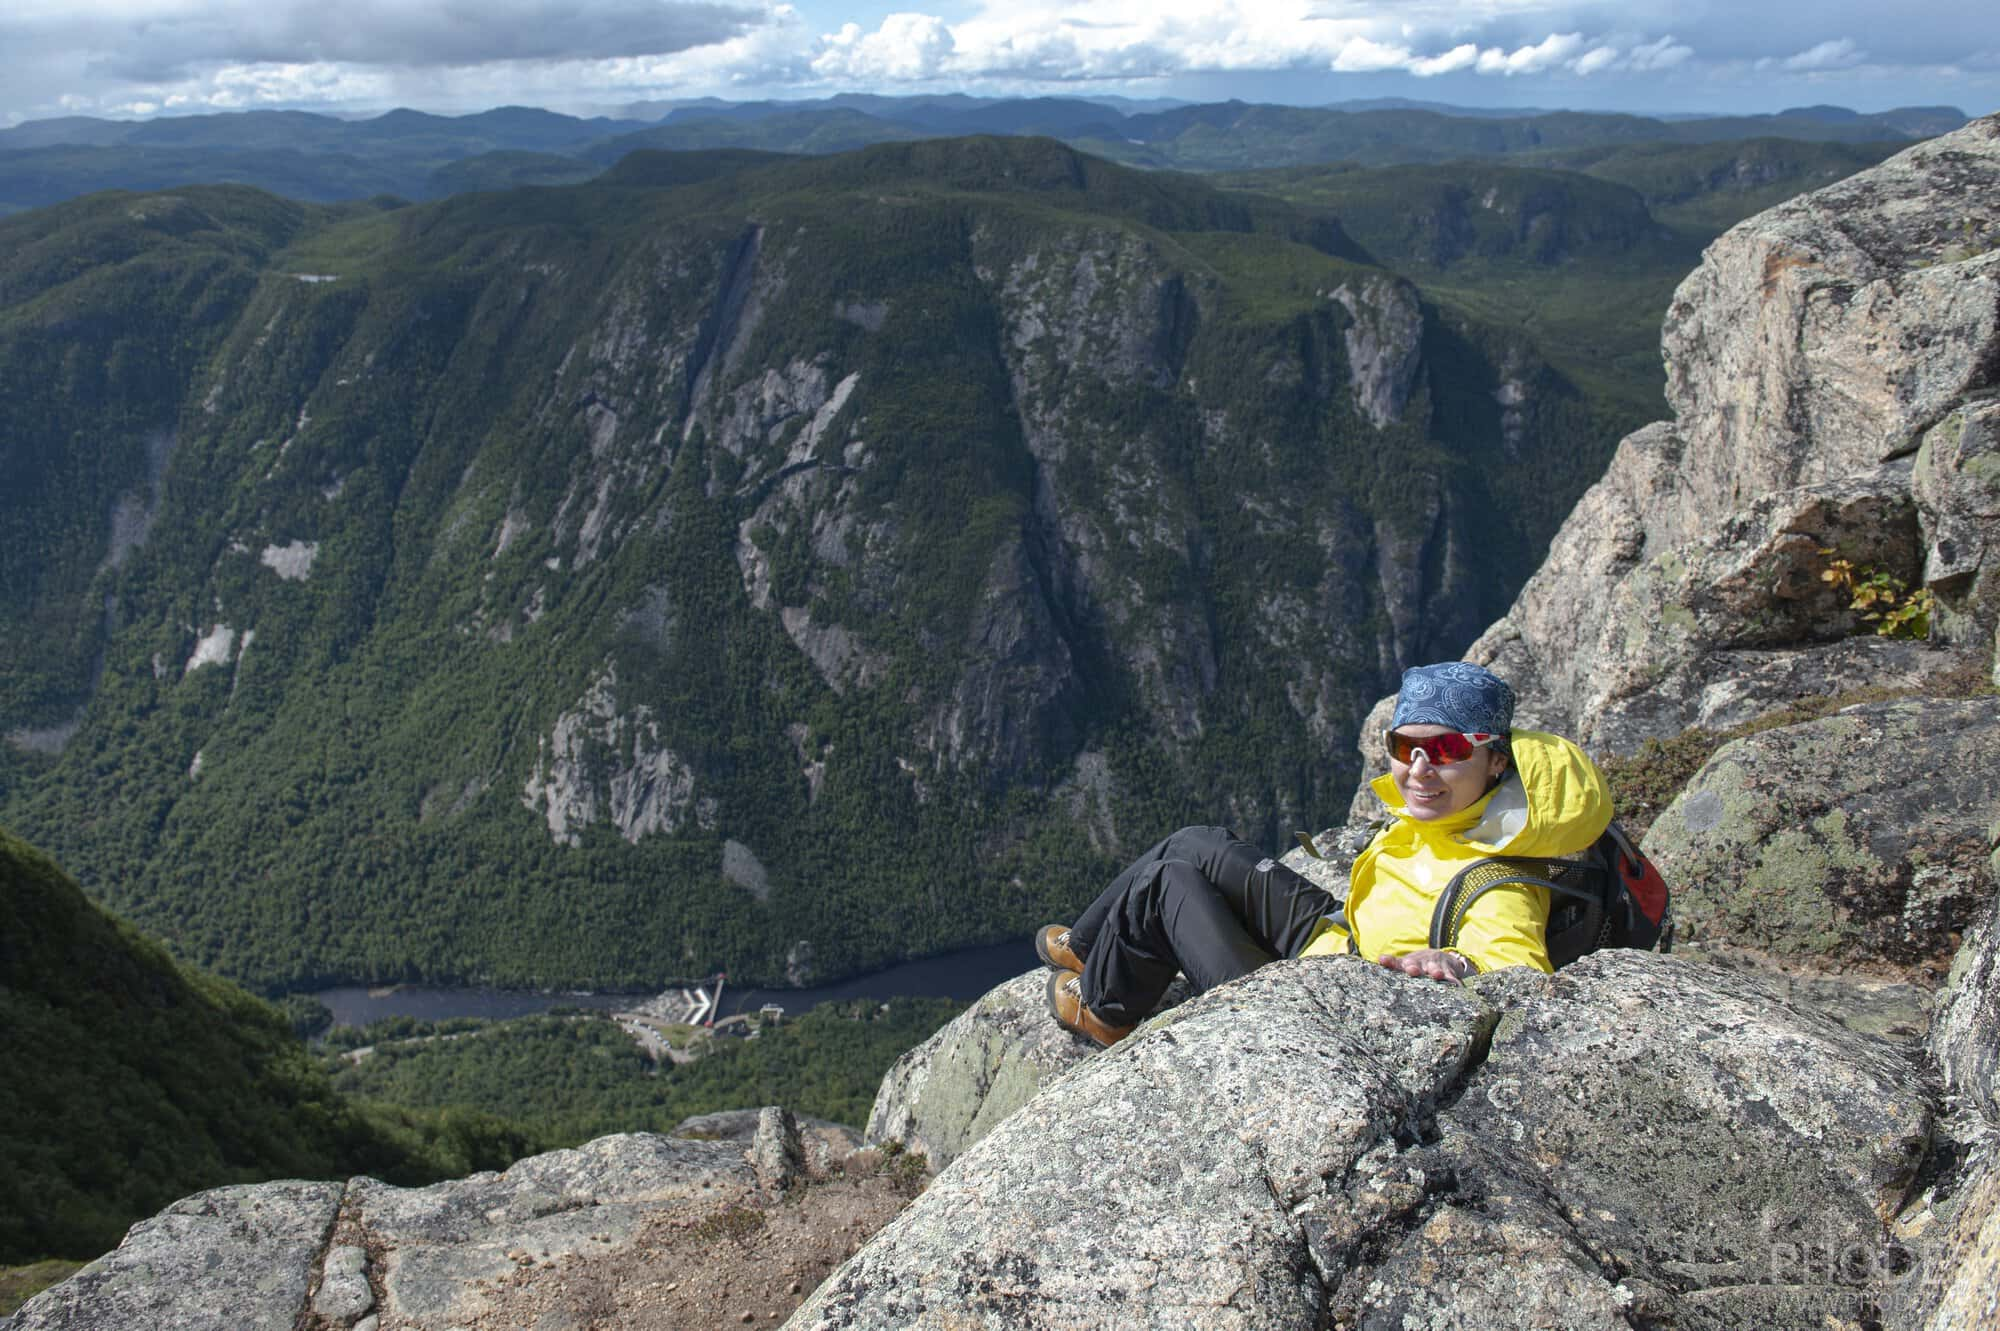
[1643, 697, 2000, 973]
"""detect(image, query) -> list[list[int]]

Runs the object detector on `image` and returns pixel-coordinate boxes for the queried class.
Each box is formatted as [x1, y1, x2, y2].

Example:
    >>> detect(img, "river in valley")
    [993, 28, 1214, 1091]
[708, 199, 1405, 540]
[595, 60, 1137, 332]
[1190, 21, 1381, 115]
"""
[312, 938, 1034, 1028]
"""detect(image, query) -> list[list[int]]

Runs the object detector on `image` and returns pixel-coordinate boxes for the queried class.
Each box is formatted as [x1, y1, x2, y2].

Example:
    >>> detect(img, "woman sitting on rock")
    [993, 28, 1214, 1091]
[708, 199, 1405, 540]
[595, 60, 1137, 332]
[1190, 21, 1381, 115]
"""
[1041, 661, 1613, 1046]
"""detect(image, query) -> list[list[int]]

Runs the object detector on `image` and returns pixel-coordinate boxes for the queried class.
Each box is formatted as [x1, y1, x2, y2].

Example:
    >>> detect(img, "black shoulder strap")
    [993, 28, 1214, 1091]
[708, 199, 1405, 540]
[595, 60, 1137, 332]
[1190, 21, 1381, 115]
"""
[1324, 905, 1360, 955]
[1428, 855, 1605, 951]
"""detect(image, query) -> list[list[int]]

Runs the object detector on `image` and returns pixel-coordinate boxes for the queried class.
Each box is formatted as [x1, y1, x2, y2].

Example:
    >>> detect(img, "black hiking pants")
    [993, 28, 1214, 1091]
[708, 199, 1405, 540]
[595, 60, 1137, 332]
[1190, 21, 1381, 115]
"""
[1068, 825, 1337, 1026]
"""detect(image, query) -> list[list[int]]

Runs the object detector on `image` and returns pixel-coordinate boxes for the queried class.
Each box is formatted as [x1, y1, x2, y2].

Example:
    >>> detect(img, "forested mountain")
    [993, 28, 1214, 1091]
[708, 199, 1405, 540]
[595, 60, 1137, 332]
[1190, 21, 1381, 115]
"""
[0, 827, 473, 1261]
[0, 814, 959, 1267]
[0, 137, 1631, 993]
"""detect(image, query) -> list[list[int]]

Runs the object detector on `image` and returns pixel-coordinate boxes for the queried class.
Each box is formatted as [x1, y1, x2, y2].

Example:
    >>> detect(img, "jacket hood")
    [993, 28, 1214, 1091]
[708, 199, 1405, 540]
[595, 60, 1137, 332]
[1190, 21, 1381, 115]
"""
[1369, 729, 1612, 858]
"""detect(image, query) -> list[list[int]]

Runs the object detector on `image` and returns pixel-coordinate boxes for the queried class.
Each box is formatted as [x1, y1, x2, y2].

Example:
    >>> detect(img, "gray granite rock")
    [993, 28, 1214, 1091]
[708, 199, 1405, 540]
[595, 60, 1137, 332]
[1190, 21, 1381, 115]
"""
[794, 951, 1935, 1330]
[1931, 889, 2000, 1128]
[1325, 1188, 1637, 1331]
[355, 1132, 755, 1329]
[1892, 1156, 2000, 1331]
[1463, 441, 1966, 757]
[8, 1181, 343, 1331]
[311, 1244, 375, 1322]
[1643, 697, 2000, 973]
[1915, 399, 2000, 660]
[752, 1105, 808, 1193]
[8, 1131, 776, 1331]
[1437, 955, 1930, 1329]
[1565, 465, 1925, 752]
[801, 957, 1496, 1330]
[673, 1104, 865, 1180]
[1892, 889, 2000, 1331]
[1663, 119, 2000, 507]
[673, 1106, 862, 1146]
[1672, 940, 1935, 1044]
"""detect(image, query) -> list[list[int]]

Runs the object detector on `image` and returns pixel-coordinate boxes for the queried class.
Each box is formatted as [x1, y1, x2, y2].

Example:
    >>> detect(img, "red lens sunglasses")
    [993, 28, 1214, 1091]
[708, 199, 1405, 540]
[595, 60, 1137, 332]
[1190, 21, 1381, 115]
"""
[1386, 730, 1499, 766]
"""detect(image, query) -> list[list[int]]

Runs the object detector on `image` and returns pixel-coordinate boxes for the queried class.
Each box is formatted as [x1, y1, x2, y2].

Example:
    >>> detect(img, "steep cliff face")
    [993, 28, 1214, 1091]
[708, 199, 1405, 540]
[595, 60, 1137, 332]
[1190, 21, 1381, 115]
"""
[0, 140, 1599, 989]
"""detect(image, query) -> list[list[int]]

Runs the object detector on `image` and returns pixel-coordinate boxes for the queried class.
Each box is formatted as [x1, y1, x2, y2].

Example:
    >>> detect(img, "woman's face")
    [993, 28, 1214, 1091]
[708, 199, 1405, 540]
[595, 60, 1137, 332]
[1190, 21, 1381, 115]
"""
[1388, 724, 1510, 822]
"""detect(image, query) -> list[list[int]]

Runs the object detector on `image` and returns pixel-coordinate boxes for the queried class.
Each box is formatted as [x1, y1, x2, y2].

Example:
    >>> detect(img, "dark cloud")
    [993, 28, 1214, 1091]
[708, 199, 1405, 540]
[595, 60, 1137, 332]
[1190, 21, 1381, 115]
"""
[59, 0, 764, 81]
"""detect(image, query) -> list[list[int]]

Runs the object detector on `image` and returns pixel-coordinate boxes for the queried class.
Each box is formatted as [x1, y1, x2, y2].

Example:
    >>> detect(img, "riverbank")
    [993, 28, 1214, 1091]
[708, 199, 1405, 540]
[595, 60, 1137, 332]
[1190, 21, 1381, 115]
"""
[313, 940, 1031, 1028]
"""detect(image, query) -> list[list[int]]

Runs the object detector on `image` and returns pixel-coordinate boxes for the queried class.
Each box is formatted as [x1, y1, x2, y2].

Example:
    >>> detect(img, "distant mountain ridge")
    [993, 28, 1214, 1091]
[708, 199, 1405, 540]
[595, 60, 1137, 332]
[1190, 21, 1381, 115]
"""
[0, 96, 1966, 216]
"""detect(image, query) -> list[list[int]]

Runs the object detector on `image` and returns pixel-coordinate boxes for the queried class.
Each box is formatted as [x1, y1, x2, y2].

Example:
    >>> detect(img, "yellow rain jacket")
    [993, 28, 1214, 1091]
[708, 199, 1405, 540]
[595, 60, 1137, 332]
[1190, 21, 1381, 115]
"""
[1299, 730, 1613, 974]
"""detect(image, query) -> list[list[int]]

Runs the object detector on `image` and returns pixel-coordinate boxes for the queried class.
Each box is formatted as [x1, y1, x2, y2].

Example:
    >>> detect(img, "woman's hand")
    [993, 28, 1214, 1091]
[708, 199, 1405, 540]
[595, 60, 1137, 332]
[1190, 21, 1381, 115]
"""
[1377, 948, 1473, 985]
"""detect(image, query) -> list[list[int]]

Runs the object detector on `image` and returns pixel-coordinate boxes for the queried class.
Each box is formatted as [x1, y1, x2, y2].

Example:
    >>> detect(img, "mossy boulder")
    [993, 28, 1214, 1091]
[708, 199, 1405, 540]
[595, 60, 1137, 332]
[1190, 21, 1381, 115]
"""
[864, 967, 1190, 1169]
[1643, 697, 2000, 974]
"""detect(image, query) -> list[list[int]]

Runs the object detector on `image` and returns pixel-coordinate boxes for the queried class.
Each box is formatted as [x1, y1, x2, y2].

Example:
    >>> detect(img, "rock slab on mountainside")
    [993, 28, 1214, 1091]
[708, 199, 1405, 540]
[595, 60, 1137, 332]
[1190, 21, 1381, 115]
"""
[865, 967, 1189, 1170]
[4, 1182, 343, 1331]
[794, 952, 1932, 1330]
[7, 1130, 792, 1331]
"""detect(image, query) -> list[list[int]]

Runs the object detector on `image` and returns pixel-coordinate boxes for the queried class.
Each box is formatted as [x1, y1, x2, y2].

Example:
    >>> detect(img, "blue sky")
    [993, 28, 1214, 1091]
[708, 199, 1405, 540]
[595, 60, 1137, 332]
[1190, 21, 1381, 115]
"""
[3, 0, 1997, 126]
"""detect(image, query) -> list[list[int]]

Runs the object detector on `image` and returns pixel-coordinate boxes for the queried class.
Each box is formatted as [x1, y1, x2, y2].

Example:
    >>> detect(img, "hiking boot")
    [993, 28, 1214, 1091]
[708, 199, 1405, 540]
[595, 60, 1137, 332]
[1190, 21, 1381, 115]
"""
[1046, 969, 1133, 1048]
[1035, 924, 1085, 973]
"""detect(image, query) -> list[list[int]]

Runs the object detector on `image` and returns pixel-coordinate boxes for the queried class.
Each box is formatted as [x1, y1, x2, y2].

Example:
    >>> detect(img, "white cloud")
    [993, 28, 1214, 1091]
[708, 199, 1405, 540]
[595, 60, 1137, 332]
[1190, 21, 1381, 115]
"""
[1573, 44, 1618, 76]
[813, 12, 956, 80]
[1626, 35, 1693, 72]
[1476, 31, 1585, 76]
[202, 61, 389, 108]
[780, 5, 1696, 89]
[1409, 43, 1478, 77]
[1781, 37, 1866, 72]
[606, 5, 818, 91]
[1329, 37, 1415, 73]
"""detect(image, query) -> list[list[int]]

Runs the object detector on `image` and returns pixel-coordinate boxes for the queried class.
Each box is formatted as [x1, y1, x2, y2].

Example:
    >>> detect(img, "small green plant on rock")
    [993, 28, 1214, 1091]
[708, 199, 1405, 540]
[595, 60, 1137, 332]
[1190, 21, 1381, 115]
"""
[691, 1204, 768, 1245]
[875, 1139, 932, 1197]
[1818, 552, 1932, 639]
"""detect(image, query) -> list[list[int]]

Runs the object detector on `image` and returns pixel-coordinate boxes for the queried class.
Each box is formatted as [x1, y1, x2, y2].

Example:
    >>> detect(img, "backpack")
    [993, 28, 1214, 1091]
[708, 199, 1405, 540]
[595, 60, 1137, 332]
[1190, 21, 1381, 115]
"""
[1427, 821, 1673, 968]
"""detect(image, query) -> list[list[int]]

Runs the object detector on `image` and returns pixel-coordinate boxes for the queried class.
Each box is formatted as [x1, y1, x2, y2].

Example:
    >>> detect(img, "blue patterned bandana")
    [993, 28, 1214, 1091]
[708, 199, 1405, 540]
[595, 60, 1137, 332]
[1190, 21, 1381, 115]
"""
[1391, 662, 1514, 736]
